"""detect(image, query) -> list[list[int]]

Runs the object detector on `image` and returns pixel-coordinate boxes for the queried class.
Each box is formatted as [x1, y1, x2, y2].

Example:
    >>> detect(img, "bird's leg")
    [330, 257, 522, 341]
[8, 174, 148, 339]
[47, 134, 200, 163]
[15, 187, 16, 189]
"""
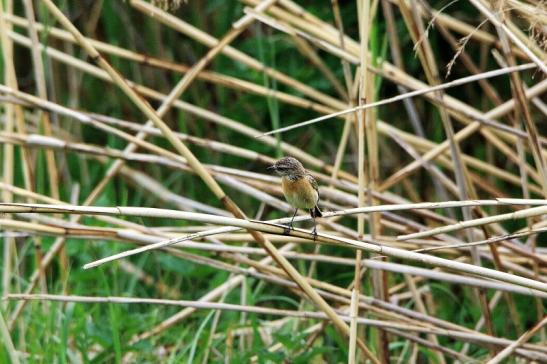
[312, 216, 317, 241]
[284, 208, 298, 235]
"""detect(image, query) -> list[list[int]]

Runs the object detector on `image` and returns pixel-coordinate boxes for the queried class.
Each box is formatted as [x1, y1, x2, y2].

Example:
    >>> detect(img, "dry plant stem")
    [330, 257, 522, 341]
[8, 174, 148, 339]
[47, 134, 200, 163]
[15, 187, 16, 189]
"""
[7, 30, 358, 183]
[469, 0, 547, 75]
[354, 0, 370, 361]
[302, 0, 356, 319]
[9, 83, 536, 350]
[250, 0, 546, 171]
[2, 77, 202, 326]
[62, 197, 546, 253]
[21, 0, 58, 296]
[491, 3, 547, 196]
[379, 78, 547, 192]
[129, 243, 298, 344]
[126, 0, 356, 180]
[398, 3, 492, 342]
[3, 19, 338, 118]
[5, 0, 546, 359]
[6, 292, 547, 360]
[458, 291, 503, 358]
[381, 0, 425, 138]
[164, 255, 546, 360]
[486, 316, 547, 364]
[3, 0, 281, 332]
[399, 0, 528, 59]
[366, 26, 390, 364]
[3, 203, 547, 293]
[404, 275, 446, 364]
[130, 0, 343, 110]
[398, 205, 547, 241]
[388, 0, 451, 204]
[479, 220, 522, 336]
[7, 35, 539, 196]
[348, 289, 359, 364]
[46, 1, 352, 358]
[432, 20, 540, 194]
[290, 34, 348, 100]
[8, 88, 538, 203]
[0, 0, 16, 311]
[5, 224, 547, 357]
[255, 18, 538, 155]
[258, 62, 537, 137]
[6, 291, 542, 349]
[387, 328, 475, 363]
[415, 227, 547, 253]
[5, 214, 546, 298]
[7, 107, 538, 227]
[491, 8, 547, 337]
[202, 275, 233, 364]
[4, 0, 238, 325]
[21, 0, 61, 206]
[248, 1, 541, 139]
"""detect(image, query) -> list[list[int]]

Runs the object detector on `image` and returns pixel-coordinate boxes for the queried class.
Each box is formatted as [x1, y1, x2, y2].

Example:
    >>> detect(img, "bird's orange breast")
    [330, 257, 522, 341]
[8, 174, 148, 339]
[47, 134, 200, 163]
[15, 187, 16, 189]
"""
[281, 176, 318, 209]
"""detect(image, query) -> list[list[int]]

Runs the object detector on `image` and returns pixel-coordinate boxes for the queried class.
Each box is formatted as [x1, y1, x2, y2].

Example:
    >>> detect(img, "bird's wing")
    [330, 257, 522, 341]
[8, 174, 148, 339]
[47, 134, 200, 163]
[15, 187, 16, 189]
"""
[306, 174, 318, 191]
[306, 174, 319, 197]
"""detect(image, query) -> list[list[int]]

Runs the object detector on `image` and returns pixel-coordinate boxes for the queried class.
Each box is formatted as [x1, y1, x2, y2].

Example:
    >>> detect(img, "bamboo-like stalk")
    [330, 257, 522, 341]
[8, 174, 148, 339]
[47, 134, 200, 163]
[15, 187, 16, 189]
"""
[0, 0, 16, 311]
[3, 20, 337, 116]
[404, 274, 446, 364]
[379, 78, 547, 192]
[130, 0, 345, 109]
[348, 288, 359, 364]
[488, 1, 547, 197]
[486, 316, 547, 364]
[258, 64, 538, 137]
[6, 30, 358, 182]
[9, 32, 544, 198]
[5, 293, 547, 359]
[469, 0, 547, 75]
[399, 205, 547, 241]
[2, 202, 547, 292]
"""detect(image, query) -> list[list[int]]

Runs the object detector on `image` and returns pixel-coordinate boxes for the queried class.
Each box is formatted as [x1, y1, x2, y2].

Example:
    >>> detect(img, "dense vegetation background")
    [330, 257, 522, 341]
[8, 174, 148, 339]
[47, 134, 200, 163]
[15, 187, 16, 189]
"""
[0, 0, 546, 362]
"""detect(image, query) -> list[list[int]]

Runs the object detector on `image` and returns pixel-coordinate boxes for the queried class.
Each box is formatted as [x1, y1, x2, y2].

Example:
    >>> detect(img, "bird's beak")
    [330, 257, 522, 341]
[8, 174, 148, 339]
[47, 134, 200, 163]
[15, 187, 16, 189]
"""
[267, 165, 276, 172]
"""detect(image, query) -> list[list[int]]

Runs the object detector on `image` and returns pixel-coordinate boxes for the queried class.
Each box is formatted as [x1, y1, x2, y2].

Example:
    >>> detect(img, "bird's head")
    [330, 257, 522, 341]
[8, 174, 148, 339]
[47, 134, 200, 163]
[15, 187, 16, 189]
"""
[267, 157, 305, 176]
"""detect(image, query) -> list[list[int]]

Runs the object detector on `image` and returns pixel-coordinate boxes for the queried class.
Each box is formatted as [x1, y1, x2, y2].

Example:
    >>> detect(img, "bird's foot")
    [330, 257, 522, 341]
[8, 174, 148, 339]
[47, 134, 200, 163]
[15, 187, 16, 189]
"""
[283, 224, 294, 235]
[312, 227, 318, 241]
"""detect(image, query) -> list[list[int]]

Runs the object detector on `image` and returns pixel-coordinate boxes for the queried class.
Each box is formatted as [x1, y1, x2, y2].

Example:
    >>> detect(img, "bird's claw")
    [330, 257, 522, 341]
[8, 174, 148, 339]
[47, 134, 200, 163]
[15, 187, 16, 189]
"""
[312, 227, 317, 241]
[283, 224, 294, 235]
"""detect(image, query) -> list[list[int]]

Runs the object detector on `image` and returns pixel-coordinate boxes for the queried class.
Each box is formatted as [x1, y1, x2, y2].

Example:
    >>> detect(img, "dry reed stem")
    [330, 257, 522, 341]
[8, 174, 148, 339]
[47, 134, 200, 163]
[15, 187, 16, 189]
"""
[0, 0, 17, 311]
[486, 316, 547, 364]
[469, 0, 547, 75]
[5, 293, 547, 360]
[1, 202, 546, 292]
[258, 62, 537, 137]
[399, 205, 547, 241]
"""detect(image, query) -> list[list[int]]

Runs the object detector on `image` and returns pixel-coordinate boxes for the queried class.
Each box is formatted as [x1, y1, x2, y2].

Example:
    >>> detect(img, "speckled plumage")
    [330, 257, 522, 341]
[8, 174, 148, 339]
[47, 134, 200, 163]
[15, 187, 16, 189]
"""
[268, 157, 322, 227]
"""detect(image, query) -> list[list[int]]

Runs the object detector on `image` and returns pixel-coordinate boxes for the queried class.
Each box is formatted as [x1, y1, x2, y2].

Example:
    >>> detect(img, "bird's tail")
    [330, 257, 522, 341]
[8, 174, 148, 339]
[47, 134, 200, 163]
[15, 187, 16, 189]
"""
[311, 205, 322, 218]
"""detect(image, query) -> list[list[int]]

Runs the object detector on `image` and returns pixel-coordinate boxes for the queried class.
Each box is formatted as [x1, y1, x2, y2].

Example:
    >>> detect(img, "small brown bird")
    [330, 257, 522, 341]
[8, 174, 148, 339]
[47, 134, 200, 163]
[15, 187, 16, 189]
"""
[268, 157, 322, 235]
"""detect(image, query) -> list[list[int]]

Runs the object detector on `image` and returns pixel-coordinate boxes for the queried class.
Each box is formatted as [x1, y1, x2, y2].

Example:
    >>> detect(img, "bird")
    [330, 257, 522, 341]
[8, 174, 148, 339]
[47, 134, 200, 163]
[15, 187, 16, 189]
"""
[267, 157, 322, 236]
